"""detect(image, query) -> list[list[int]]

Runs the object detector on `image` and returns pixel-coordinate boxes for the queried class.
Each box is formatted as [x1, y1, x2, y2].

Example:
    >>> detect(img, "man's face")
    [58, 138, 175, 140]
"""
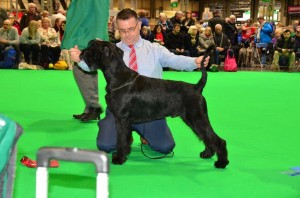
[29, 5, 36, 13]
[176, 13, 183, 20]
[283, 32, 291, 39]
[3, 21, 11, 30]
[174, 25, 181, 34]
[117, 17, 141, 45]
[215, 27, 222, 34]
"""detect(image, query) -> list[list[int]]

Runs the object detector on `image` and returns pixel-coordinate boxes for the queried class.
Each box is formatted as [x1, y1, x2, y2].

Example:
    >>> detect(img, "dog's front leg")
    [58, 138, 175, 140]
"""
[112, 118, 132, 165]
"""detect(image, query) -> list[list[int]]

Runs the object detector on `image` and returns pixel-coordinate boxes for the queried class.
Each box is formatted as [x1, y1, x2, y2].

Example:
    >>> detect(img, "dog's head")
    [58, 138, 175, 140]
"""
[80, 40, 124, 72]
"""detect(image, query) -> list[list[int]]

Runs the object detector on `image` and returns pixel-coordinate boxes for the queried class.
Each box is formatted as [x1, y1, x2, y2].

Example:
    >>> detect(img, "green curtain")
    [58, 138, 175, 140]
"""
[61, 0, 109, 50]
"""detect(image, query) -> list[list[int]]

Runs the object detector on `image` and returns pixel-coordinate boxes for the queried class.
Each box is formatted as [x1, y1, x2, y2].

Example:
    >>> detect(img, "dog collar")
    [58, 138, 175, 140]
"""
[110, 74, 139, 92]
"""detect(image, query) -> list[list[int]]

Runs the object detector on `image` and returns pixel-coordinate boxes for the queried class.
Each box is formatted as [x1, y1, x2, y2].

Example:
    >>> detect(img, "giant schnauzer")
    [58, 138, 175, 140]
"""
[80, 40, 229, 168]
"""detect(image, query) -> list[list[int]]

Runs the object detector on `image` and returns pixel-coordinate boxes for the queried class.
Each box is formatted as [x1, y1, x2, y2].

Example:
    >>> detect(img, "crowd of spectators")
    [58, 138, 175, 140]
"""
[109, 9, 300, 72]
[1, 4, 300, 71]
[0, 3, 66, 69]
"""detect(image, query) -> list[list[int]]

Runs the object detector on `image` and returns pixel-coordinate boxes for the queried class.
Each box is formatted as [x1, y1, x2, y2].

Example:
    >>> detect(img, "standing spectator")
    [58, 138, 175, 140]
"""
[166, 23, 190, 56]
[20, 3, 41, 31]
[256, 16, 273, 65]
[213, 24, 231, 66]
[208, 10, 226, 34]
[152, 24, 168, 46]
[273, 29, 295, 71]
[138, 10, 149, 28]
[181, 11, 196, 34]
[61, 0, 108, 121]
[157, 13, 173, 34]
[0, 7, 8, 27]
[20, 20, 41, 65]
[38, 17, 61, 69]
[225, 15, 240, 60]
[0, 19, 20, 68]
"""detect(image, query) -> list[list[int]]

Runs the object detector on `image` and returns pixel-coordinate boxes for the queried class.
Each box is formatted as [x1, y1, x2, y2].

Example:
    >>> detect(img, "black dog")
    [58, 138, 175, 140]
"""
[81, 40, 229, 168]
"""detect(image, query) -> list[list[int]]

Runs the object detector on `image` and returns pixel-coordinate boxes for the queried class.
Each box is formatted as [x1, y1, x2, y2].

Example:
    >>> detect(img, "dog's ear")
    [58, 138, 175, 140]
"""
[101, 44, 113, 66]
[116, 46, 124, 57]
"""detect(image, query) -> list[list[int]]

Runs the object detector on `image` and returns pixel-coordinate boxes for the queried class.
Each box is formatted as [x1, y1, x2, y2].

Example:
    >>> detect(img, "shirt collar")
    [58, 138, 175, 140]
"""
[121, 36, 143, 50]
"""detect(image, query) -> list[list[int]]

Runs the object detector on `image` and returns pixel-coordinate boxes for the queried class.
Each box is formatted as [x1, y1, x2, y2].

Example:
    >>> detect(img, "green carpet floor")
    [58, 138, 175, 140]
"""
[1, 69, 299, 198]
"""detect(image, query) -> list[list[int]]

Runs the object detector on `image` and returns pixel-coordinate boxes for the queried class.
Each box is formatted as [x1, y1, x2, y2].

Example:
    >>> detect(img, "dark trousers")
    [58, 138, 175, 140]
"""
[97, 109, 175, 154]
[19, 43, 40, 64]
[40, 45, 61, 67]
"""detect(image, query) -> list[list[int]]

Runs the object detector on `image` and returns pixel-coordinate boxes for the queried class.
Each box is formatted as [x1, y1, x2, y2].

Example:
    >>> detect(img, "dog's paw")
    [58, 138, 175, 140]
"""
[200, 149, 215, 159]
[112, 152, 127, 165]
[214, 160, 229, 169]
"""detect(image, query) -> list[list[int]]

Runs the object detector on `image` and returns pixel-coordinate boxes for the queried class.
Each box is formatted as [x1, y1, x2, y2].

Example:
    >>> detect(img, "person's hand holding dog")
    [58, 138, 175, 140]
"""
[195, 55, 210, 69]
[70, 45, 81, 63]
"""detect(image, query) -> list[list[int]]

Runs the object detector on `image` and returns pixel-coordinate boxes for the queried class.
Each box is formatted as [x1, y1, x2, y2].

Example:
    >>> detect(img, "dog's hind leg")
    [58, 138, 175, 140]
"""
[112, 118, 132, 165]
[181, 105, 229, 168]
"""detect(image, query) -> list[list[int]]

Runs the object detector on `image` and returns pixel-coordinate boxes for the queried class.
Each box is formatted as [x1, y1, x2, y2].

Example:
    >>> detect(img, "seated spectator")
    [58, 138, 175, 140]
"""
[241, 19, 256, 48]
[199, 26, 215, 69]
[58, 20, 65, 42]
[273, 29, 295, 71]
[38, 17, 61, 69]
[141, 26, 153, 42]
[152, 24, 168, 46]
[256, 16, 273, 66]
[41, 10, 49, 19]
[271, 28, 283, 44]
[53, 17, 63, 32]
[213, 24, 231, 66]
[166, 23, 190, 56]
[0, 19, 21, 68]
[8, 14, 21, 35]
[184, 25, 201, 57]
[157, 13, 173, 34]
[294, 26, 300, 61]
[20, 20, 41, 65]
[181, 11, 196, 34]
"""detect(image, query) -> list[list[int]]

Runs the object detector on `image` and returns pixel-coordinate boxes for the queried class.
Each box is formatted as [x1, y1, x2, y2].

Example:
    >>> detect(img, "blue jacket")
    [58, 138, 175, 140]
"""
[259, 22, 273, 44]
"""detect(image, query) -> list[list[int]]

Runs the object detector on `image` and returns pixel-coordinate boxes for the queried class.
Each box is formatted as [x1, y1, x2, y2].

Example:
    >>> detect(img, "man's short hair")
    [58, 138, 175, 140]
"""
[258, 16, 264, 20]
[116, 8, 138, 21]
[213, 10, 220, 16]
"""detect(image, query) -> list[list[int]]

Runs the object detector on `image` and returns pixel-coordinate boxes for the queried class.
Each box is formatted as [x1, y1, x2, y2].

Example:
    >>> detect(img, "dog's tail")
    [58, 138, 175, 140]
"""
[194, 45, 215, 94]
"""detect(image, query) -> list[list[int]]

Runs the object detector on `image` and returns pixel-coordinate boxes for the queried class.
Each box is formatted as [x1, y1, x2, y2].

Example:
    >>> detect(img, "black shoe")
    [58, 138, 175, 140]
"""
[81, 107, 103, 122]
[73, 112, 87, 119]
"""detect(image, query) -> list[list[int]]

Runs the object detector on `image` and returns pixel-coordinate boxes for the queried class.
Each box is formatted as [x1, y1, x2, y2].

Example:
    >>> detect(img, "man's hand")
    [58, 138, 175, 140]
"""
[70, 45, 81, 63]
[0, 39, 8, 44]
[195, 55, 210, 68]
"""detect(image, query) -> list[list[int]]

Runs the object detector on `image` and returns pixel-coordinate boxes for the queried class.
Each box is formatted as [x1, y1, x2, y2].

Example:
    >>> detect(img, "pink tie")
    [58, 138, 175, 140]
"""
[129, 45, 138, 71]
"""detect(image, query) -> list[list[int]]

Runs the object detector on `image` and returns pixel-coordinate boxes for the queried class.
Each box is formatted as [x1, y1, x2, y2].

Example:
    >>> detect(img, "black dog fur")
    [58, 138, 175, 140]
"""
[81, 40, 229, 168]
